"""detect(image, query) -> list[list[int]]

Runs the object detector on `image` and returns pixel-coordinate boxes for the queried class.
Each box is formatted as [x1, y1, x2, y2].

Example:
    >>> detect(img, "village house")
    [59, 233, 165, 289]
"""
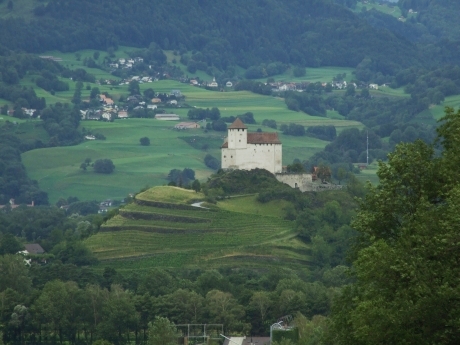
[170, 89, 182, 97]
[22, 108, 36, 116]
[208, 77, 218, 88]
[100, 94, 114, 105]
[86, 110, 101, 120]
[174, 122, 200, 129]
[102, 112, 112, 121]
[147, 105, 157, 110]
[151, 97, 162, 103]
[85, 135, 96, 140]
[155, 114, 180, 121]
[369, 83, 379, 90]
[117, 110, 128, 118]
[190, 79, 199, 85]
[225, 81, 233, 87]
[24, 243, 45, 255]
[0, 199, 35, 209]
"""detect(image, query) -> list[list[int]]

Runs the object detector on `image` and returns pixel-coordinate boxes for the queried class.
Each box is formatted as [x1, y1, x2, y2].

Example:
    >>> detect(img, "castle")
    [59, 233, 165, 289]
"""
[221, 118, 282, 174]
[221, 119, 342, 192]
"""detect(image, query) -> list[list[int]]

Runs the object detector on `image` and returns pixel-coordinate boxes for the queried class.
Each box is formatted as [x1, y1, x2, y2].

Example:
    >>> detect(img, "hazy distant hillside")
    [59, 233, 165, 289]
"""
[0, 0, 419, 75]
[399, 0, 460, 41]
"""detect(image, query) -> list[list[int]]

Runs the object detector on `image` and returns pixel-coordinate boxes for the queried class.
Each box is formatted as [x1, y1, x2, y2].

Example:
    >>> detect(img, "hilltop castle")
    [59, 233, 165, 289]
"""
[221, 118, 282, 174]
[221, 119, 342, 192]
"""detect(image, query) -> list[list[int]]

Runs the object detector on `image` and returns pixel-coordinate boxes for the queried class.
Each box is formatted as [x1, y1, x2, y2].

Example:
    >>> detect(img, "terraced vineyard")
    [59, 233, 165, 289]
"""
[85, 186, 310, 271]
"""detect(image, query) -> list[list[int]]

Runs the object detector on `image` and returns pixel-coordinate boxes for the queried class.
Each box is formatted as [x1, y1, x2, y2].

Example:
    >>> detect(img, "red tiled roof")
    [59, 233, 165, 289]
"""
[221, 132, 281, 148]
[228, 118, 247, 129]
[248, 132, 281, 144]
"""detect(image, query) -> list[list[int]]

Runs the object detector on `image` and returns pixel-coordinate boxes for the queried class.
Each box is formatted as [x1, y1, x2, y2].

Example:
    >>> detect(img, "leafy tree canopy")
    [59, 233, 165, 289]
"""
[328, 107, 460, 345]
[93, 159, 115, 174]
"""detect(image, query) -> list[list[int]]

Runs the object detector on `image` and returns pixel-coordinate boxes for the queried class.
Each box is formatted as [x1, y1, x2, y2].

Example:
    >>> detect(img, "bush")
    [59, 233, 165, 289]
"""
[204, 154, 220, 170]
[262, 119, 277, 129]
[212, 119, 227, 131]
[140, 137, 150, 146]
[305, 125, 337, 141]
[93, 159, 115, 174]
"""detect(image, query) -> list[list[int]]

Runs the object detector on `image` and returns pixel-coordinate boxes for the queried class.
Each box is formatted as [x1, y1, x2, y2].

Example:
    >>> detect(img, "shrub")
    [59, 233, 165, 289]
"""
[93, 159, 115, 174]
[140, 137, 150, 146]
[204, 154, 220, 170]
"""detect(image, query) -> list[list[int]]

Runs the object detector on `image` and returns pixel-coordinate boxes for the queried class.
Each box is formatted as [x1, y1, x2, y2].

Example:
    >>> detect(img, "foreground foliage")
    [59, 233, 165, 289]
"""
[328, 107, 460, 344]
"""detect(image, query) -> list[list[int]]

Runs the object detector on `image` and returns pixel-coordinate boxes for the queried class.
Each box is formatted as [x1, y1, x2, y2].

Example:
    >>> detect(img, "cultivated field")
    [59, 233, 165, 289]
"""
[85, 186, 309, 271]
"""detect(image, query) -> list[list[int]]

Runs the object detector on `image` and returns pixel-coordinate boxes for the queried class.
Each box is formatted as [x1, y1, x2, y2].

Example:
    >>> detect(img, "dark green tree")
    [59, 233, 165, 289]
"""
[139, 137, 150, 146]
[0, 234, 22, 255]
[328, 107, 460, 345]
[192, 180, 201, 193]
[93, 159, 115, 174]
[128, 80, 140, 95]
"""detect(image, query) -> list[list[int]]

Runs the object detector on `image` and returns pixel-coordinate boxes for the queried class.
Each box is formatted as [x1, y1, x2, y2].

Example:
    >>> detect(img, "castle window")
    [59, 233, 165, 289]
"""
[239, 140, 241, 142]
[231, 156, 233, 158]
[224, 156, 226, 158]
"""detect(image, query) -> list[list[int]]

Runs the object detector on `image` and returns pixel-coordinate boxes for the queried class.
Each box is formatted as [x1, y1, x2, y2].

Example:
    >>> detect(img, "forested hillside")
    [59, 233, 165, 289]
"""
[360, 0, 460, 65]
[1, 0, 419, 76]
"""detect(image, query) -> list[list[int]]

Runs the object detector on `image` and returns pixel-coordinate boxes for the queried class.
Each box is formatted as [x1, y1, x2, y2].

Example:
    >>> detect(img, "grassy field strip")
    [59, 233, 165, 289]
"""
[255, 66, 355, 83]
[426, 95, 460, 120]
[354, 1, 403, 18]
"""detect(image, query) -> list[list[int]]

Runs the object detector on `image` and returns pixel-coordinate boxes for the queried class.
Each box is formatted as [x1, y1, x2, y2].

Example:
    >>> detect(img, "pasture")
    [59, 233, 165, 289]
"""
[256, 66, 355, 83]
[85, 186, 309, 271]
[22, 117, 335, 203]
[354, 1, 403, 19]
[21, 75, 363, 204]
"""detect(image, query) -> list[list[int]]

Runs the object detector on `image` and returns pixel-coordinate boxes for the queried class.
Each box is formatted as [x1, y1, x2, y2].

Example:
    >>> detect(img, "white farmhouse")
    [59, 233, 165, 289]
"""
[221, 118, 282, 174]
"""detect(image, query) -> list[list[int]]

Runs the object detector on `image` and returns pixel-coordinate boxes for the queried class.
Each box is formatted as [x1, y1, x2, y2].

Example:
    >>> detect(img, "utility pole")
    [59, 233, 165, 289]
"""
[366, 130, 369, 166]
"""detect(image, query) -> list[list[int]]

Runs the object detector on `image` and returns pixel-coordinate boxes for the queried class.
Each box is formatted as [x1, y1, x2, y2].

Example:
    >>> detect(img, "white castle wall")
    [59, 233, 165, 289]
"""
[275, 173, 313, 191]
[222, 143, 282, 174]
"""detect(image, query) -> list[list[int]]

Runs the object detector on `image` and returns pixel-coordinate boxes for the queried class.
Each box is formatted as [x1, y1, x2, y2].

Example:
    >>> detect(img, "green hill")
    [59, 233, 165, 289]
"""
[0, 0, 420, 75]
[85, 186, 309, 271]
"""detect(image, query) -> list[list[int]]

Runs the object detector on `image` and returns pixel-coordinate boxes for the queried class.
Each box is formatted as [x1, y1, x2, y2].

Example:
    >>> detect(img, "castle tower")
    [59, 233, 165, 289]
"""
[227, 118, 247, 149]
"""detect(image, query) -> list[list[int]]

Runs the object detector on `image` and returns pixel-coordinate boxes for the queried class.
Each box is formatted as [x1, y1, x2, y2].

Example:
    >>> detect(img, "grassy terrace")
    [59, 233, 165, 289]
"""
[85, 186, 308, 271]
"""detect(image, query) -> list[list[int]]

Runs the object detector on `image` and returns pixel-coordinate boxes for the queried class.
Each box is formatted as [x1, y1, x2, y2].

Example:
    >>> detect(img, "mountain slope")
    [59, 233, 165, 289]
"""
[0, 0, 419, 74]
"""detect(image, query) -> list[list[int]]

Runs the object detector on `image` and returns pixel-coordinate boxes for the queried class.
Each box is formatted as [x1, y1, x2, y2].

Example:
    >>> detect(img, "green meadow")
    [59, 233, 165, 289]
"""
[22, 116, 336, 203]
[355, 1, 403, 19]
[15, 47, 369, 203]
[424, 95, 460, 120]
[19, 71, 364, 204]
[256, 66, 356, 83]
